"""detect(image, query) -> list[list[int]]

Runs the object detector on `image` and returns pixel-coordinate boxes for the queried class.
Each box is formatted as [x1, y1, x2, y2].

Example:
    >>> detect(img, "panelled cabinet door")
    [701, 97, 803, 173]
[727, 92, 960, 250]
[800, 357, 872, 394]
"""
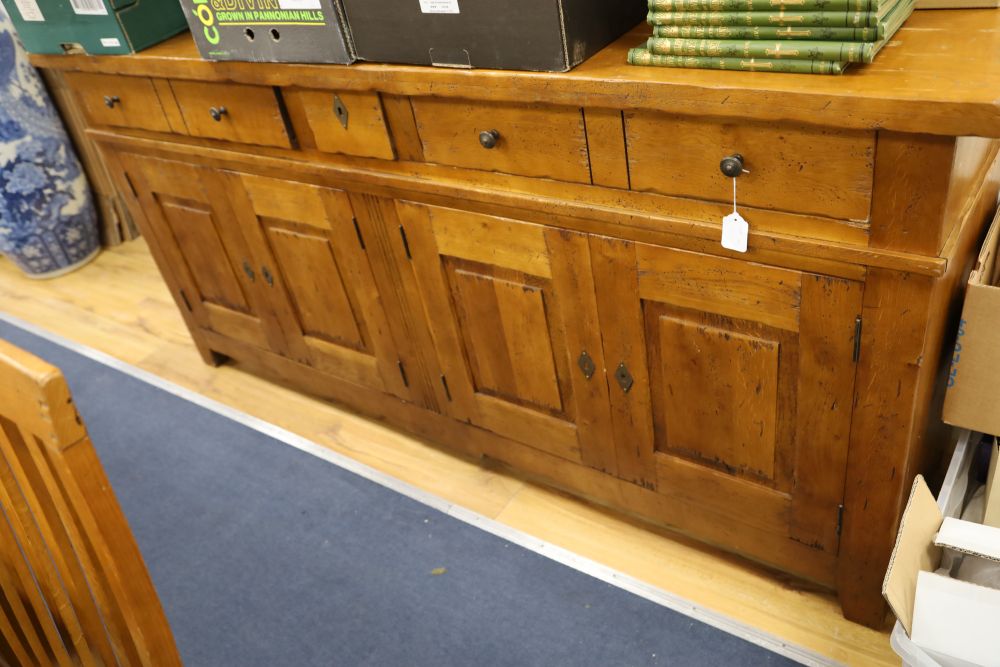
[592, 237, 863, 554]
[116, 153, 286, 353]
[397, 202, 616, 470]
[223, 173, 411, 400]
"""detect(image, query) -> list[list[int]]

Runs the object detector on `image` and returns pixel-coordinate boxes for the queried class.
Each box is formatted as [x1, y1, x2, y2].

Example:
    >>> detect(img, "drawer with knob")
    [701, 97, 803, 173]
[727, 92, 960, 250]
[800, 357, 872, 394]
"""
[624, 112, 876, 222]
[64, 72, 173, 133]
[168, 80, 292, 149]
[282, 89, 395, 160]
[410, 98, 592, 184]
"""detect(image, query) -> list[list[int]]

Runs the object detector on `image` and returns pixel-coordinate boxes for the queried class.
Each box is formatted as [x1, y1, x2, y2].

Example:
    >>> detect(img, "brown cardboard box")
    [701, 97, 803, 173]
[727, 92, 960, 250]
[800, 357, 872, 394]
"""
[943, 209, 1000, 436]
[986, 438, 1000, 529]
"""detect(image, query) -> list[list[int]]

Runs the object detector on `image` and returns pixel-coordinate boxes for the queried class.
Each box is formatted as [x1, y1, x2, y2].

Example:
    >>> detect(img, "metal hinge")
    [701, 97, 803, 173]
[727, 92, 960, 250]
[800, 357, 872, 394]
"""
[124, 173, 138, 199]
[179, 289, 193, 312]
[398, 360, 409, 387]
[398, 225, 412, 260]
[836, 504, 845, 537]
[352, 218, 366, 249]
[852, 316, 863, 363]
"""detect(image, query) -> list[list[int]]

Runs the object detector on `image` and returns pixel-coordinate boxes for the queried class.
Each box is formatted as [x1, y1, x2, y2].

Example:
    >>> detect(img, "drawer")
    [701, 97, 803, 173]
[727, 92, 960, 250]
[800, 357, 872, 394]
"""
[283, 89, 395, 160]
[169, 81, 292, 149]
[625, 112, 875, 221]
[411, 98, 591, 184]
[64, 72, 172, 133]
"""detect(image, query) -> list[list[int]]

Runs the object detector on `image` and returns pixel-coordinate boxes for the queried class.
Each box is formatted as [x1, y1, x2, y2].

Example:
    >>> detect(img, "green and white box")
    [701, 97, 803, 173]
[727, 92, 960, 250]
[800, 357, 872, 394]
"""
[0, 0, 187, 54]
[180, 0, 354, 63]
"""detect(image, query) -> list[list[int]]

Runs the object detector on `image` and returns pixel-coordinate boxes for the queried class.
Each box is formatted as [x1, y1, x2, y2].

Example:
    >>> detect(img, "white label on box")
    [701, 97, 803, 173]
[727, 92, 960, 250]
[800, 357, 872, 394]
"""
[419, 0, 460, 13]
[278, 0, 322, 9]
[100, 37, 121, 47]
[69, 0, 108, 15]
[13, 0, 44, 22]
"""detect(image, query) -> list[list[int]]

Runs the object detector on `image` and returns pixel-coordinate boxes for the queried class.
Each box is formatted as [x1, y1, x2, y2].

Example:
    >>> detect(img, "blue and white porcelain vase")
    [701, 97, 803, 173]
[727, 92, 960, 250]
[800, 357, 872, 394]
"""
[0, 8, 99, 278]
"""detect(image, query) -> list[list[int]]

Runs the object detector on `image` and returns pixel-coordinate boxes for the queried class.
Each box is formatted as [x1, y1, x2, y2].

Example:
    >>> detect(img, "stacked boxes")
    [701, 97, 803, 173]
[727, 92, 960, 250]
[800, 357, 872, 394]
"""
[628, 0, 916, 74]
[179, 0, 354, 63]
[0, 0, 187, 54]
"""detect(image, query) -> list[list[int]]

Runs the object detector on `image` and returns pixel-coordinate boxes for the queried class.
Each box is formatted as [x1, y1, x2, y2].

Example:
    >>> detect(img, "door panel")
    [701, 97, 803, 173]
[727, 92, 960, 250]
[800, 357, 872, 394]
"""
[594, 238, 862, 553]
[117, 154, 282, 352]
[224, 173, 410, 399]
[398, 202, 614, 466]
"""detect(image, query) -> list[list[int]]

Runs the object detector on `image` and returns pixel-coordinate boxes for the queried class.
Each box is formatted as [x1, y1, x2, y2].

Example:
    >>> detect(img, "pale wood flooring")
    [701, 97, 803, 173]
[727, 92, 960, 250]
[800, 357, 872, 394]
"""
[0, 241, 896, 666]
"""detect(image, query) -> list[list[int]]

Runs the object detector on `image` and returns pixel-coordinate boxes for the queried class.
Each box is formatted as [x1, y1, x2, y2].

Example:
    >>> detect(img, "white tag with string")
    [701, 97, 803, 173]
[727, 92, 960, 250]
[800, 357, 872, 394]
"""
[722, 176, 749, 253]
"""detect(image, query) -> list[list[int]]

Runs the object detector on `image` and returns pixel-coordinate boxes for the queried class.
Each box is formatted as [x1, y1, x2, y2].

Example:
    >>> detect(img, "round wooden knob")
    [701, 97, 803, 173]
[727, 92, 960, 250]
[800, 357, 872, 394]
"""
[720, 154, 746, 178]
[209, 106, 228, 122]
[103, 95, 120, 109]
[479, 129, 500, 149]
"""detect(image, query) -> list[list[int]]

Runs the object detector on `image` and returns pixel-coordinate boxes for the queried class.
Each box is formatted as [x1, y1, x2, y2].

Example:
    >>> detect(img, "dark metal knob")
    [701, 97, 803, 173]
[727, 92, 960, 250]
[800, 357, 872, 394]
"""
[209, 106, 228, 122]
[720, 154, 746, 178]
[103, 95, 120, 109]
[479, 129, 500, 149]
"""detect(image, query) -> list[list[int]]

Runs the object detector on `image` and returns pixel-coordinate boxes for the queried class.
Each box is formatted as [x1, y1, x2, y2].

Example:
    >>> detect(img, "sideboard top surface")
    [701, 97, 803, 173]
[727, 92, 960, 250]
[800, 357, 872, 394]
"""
[31, 9, 1000, 138]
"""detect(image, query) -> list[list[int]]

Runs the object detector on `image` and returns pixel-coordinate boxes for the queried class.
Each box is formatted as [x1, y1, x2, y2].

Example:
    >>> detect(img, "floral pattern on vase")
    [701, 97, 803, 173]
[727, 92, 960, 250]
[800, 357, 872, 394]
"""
[0, 7, 99, 278]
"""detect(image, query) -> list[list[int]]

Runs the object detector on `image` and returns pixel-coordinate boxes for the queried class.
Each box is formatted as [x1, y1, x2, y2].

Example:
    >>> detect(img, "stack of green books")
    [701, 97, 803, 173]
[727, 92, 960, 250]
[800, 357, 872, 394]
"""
[627, 0, 915, 74]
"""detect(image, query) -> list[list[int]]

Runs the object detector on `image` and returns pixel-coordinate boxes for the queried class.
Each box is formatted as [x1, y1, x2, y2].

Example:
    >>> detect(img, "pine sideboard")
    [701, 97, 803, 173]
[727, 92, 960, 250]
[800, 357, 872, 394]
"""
[33, 10, 1000, 627]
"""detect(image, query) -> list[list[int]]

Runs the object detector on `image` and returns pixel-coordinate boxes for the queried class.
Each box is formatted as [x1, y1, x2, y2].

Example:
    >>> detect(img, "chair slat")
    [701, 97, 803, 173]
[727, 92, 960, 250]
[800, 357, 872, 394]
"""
[0, 338, 181, 666]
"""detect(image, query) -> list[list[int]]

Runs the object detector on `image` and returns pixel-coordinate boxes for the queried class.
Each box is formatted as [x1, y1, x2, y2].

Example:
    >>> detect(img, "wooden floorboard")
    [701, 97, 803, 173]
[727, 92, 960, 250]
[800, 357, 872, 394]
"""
[0, 241, 896, 666]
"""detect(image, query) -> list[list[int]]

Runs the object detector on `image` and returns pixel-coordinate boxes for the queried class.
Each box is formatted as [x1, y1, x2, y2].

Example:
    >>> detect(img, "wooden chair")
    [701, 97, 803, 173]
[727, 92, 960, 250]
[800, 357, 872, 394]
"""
[0, 339, 181, 667]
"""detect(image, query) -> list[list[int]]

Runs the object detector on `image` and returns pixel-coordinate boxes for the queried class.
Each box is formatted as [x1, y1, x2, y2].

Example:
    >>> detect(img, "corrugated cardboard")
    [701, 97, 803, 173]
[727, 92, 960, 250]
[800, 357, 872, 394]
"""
[884, 475, 1000, 667]
[882, 476, 944, 636]
[986, 438, 1000, 528]
[341, 0, 645, 72]
[1, 0, 187, 54]
[178, 0, 354, 63]
[943, 209, 1000, 436]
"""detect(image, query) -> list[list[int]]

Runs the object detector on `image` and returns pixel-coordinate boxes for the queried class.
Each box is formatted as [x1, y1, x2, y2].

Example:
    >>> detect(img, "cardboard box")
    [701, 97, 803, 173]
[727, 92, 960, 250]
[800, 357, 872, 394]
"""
[986, 438, 1000, 529]
[341, 0, 645, 72]
[943, 209, 1000, 436]
[1, 0, 187, 54]
[884, 475, 1000, 667]
[179, 0, 353, 63]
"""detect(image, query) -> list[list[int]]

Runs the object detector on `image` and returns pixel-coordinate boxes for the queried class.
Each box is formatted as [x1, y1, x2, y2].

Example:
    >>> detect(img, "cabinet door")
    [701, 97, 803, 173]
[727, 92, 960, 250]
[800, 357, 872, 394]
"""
[397, 202, 616, 469]
[592, 237, 862, 553]
[117, 153, 286, 353]
[222, 173, 410, 400]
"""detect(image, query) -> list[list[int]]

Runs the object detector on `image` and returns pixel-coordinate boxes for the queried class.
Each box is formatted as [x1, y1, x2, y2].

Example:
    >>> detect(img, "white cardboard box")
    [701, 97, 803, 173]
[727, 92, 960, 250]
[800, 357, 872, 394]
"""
[884, 475, 1000, 667]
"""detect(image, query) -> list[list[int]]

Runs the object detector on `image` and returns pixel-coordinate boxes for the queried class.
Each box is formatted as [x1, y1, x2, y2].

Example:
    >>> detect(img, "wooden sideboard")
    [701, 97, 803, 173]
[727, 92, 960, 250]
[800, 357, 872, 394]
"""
[33, 10, 1000, 628]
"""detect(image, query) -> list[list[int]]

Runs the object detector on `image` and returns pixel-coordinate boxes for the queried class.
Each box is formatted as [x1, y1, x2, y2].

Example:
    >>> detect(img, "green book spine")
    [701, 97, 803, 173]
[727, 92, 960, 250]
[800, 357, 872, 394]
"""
[652, 23, 883, 40]
[647, 36, 876, 62]
[647, 10, 883, 26]
[627, 47, 847, 73]
[649, 0, 882, 11]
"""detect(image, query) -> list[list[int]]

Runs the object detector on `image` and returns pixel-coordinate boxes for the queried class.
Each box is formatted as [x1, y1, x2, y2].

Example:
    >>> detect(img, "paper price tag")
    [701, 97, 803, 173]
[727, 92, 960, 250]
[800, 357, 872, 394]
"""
[722, 211, 749, 253]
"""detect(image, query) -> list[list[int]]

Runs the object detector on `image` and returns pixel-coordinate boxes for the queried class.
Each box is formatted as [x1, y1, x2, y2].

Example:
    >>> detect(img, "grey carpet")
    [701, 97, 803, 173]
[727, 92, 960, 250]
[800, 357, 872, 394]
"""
[0, 320, 801, 667]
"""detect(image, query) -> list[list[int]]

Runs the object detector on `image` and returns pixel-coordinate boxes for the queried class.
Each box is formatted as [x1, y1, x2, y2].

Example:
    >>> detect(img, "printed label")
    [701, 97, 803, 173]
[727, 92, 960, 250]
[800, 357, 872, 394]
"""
[419, 0, 459, 13]
[69, 0, 108, 16]
[13, 0, 44, 22]
[100, 37, 121, 47]
[278, 0, 322, 9]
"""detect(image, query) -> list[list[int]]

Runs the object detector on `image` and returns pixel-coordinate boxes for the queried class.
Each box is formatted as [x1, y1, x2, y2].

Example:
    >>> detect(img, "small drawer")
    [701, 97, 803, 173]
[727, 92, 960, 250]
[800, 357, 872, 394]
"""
[625, 112, 875, 221]
[283, 89, 395, 160]
[411, 98, 591, 184]
[64, 72, 172, 133]
[169, 81, 292, 149]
